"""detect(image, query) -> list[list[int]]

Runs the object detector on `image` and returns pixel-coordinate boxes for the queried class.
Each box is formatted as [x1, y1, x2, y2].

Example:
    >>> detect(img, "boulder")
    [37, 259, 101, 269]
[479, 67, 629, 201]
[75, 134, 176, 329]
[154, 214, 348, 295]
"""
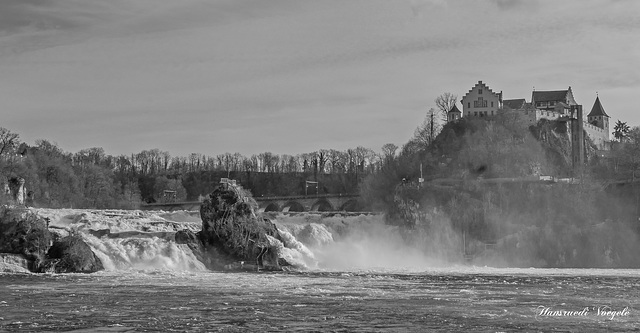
[199, 182, 288, 270]
[0, 206, 53, 269]
[40, 235, 104, 273]
[0, 206, 104, 273]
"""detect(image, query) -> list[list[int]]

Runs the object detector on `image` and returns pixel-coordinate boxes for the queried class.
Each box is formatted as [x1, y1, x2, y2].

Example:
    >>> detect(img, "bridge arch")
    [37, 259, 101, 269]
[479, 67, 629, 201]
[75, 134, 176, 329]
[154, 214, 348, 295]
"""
[282, 201, 305, 212]
[262, 202, 281, 212]
[339, 199, 360, 212]
[311, 199, 334, 212]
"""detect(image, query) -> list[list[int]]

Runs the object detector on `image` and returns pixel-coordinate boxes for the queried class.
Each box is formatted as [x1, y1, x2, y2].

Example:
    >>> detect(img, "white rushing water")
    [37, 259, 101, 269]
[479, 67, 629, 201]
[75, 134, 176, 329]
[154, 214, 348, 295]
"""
[13, 208, 206, 273]
[1, 208, 462, 273]
[5, 208, 640, 277]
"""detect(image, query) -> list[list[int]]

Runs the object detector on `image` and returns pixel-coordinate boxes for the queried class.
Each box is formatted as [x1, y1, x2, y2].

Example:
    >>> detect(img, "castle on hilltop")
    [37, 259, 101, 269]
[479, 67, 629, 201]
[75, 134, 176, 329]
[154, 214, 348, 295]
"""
[448, 81, 611, 150]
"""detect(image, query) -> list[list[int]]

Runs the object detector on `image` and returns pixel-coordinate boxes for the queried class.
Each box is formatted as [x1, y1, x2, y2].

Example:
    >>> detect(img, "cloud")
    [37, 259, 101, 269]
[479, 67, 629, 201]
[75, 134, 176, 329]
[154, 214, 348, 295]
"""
[1, 0, 639, 156]
[491, 0, 539, 10]
[0, 0, 66, 33]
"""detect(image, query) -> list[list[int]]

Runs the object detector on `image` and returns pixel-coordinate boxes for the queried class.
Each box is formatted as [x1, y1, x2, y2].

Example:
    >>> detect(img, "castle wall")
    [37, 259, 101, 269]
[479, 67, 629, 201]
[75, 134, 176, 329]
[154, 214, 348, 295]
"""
[522, 108, 609, 151]
[521, 109, 562, 124]
[583, 122, 609, 150]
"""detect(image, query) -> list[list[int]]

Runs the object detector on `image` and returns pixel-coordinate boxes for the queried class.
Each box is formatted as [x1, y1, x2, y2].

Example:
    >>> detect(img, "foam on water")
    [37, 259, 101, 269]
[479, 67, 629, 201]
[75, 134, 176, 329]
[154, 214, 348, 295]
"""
[85, 235, 207, 272]
[30, 208, 206, 272]
[0, 254, 31, 273]
[275, 213, 457, 271]
[29, 208, 462, 273]
[271, 228, 317, 269]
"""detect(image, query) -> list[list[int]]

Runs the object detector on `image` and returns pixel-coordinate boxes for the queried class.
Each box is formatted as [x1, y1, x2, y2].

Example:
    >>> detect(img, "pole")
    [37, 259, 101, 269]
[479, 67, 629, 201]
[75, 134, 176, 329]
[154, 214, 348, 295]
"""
[430, 110, 434, 144]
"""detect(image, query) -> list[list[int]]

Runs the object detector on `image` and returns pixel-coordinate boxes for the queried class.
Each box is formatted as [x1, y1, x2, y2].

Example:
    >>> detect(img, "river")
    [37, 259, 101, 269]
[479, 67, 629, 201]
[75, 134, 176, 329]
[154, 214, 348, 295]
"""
[0, 209, 638, 332]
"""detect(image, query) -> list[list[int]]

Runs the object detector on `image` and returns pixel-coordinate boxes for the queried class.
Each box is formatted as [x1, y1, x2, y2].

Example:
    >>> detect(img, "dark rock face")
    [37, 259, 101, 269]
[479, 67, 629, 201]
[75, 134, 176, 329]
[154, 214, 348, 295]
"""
[175, 229, 199, 244]
[0, 207, 53, 267]
[172, 229, 232, 271]
[0, 206, 104, 273]
[199, 183, 286, 270]
[41, 235, 104, 273]
[7, 177, 26, 206]
[88, 229, 111, 238]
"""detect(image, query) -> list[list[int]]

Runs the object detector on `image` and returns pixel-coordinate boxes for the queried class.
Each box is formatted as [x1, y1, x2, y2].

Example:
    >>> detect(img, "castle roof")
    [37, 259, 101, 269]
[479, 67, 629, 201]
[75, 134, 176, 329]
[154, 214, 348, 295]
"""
[448, 104, 461, 114]
[462, 80, 502, 102]
[503, 98, 526, 109]
[588, 96, 609, 117]
[532, 89, 569, 103]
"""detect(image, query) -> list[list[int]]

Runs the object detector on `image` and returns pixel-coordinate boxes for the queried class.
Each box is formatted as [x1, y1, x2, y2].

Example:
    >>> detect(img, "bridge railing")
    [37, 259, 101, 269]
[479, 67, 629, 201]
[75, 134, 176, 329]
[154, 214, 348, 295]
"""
[255, 193, 359, 201]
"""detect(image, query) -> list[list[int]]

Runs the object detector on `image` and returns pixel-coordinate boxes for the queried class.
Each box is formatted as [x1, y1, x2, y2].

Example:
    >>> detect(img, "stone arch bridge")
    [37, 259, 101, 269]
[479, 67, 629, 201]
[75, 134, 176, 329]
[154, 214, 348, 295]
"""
[256, 194, 360, 212]
[141, 194, 361, 213]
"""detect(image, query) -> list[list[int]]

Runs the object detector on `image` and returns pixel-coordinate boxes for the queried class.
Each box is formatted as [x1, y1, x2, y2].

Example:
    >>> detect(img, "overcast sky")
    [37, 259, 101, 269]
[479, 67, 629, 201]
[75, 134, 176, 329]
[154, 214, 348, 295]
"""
[1, 0, 638, 157]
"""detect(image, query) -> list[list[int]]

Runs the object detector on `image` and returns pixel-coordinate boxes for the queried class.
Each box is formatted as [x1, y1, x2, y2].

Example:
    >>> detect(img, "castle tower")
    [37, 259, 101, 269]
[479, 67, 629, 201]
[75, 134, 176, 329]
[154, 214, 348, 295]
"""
[447, 104, 462, 122]
[587, 96, 609, 133]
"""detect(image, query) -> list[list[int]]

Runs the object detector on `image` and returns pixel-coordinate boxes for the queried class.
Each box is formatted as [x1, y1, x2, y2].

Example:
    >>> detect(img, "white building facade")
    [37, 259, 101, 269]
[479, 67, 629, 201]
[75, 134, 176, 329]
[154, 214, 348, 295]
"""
[460, 81, 503, 118]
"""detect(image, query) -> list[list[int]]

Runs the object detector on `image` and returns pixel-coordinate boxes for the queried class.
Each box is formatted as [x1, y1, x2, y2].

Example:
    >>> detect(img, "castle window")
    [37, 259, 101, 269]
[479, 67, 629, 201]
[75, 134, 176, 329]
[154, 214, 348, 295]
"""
[468, 102, 471, 108]
[479, 89, 483, 94]
[474, 97, 488, 108]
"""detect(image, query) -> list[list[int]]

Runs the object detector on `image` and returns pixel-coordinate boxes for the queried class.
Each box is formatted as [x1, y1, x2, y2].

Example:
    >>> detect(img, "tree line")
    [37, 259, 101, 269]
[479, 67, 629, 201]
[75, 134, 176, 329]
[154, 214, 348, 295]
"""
[0, 126, 397, 209]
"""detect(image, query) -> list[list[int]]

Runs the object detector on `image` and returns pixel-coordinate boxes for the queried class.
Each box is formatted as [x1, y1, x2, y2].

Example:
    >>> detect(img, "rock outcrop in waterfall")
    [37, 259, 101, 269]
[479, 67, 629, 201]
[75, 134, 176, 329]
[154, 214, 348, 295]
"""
[198, 179, 290, 270]
[0, 207, 52, 270]
[0, 206, 104, 273]
[40, 235, 104, 273]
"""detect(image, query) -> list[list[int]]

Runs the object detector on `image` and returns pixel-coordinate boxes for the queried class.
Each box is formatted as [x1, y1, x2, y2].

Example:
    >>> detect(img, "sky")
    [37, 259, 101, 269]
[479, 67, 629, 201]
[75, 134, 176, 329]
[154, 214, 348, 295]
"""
[1, 0, 639, 157]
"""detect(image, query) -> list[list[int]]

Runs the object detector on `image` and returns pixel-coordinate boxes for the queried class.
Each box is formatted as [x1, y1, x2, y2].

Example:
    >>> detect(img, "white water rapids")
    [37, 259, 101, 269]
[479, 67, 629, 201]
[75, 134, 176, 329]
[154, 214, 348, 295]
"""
[3, 208, 455, 273]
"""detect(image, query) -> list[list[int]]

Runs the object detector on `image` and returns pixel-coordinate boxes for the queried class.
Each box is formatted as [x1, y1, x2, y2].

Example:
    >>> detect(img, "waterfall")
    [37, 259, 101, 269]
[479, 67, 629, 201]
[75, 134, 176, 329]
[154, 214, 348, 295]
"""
[31, 208, 457, 273]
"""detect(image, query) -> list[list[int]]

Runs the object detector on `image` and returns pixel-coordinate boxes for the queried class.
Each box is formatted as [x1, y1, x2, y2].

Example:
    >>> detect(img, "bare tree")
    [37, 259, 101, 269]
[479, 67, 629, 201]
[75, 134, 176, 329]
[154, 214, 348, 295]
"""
[161, 151, 171, 172]
[381, 143, 398, 165]
[435, 92, 458, 122]
[326, 149, 347, 173]
[413, 108, 440, 146]
[316, 150, 330, 174]
[0, 127, 19, 157]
